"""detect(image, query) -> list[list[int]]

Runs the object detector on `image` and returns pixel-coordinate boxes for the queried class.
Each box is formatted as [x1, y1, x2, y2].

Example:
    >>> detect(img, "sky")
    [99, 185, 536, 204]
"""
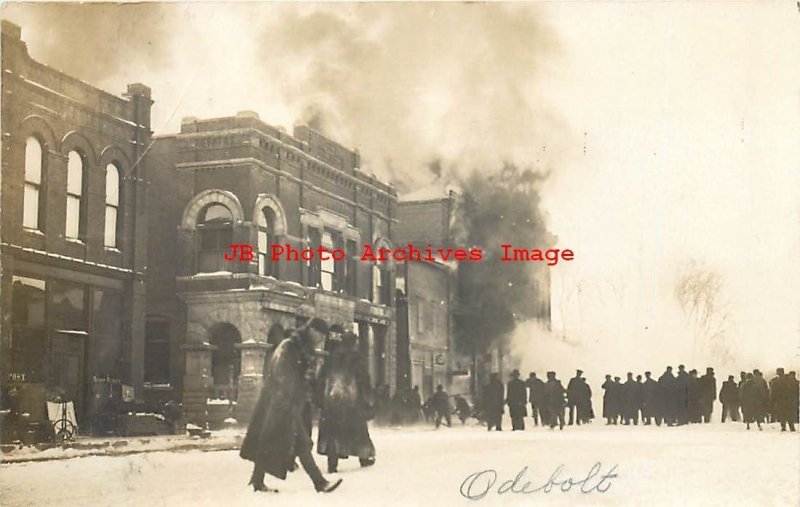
[2, 1, 798, 380]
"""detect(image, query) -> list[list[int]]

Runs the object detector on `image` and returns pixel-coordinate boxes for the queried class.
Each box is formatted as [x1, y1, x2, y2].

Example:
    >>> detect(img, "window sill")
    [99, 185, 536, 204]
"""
[22, 227, 44, 236]
[65, 237, 85, 245]
[104, 247, 121, 253]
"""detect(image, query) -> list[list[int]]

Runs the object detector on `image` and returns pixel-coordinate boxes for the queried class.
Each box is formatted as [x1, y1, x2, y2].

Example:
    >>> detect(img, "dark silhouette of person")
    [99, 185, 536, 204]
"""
[240, 318, 342, 494]
[526, 372, 545, 426]
[773, 369, 798, 432]
[316, 331, 376, 473]
[575, 377, 593, 424]
[699, 367, 716, 423]
[454, 395, 471, 424]
[506, 369, 528, 431]
[642, 371, 659, 425]
[622, 372, 638, 425]
[719, 375, 740, 423]
[431, 385, 452, 428]
[658, 366, 676, 426]
[601, 374, 616, 425]
[544, 371, 566, 430]
[675, 365, 690, 425]
[483, 373, 505, 431]
[566, 370, 584, 426]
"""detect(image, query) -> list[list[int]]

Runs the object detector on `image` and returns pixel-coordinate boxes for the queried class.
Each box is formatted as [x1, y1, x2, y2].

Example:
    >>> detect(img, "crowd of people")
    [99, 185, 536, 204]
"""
[471, 366, 799, 432]
[237, 318, 797, 496]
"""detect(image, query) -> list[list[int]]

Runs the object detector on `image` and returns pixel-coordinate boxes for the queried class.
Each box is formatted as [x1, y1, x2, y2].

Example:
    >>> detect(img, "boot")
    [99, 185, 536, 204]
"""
[316, 478, 343, 493]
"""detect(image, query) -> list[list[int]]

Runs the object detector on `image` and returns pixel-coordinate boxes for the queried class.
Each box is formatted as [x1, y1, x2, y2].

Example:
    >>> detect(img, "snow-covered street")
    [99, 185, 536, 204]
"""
[2, 420, 797, 507]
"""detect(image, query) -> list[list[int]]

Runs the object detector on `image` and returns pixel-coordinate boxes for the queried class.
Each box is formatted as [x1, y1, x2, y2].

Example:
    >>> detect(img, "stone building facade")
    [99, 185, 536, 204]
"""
[0, 21, 151, 426]
[146, 112, 398, 423]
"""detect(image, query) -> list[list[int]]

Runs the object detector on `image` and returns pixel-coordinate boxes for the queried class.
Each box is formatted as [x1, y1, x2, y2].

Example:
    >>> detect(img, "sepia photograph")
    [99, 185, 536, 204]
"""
[0, 1, 798, 506]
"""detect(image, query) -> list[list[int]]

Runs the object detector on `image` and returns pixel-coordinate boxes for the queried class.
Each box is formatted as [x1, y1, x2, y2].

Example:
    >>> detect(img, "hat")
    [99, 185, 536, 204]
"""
[510, 369, 520, 378]
[307, 318, 329, 335]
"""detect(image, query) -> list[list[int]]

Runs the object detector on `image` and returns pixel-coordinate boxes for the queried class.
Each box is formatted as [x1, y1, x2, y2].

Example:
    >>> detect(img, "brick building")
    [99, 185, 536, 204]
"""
[0, 21, 152, 427]
[146, 112, 398, 423]
[394, 193, 462, 400]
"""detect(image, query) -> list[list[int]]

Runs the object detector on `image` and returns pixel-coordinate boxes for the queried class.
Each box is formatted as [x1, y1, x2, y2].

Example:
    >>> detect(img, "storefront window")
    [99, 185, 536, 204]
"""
[10, 276, 47, 382]
[50, 280, 86, 331]
[93, 289, 123, 378]
[145, 319, 170, 384]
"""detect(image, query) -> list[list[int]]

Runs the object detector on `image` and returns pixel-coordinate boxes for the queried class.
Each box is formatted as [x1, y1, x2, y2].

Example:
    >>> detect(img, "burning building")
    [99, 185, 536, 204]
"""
[393, 192, 468, 400]
[145, 112, 398, 424]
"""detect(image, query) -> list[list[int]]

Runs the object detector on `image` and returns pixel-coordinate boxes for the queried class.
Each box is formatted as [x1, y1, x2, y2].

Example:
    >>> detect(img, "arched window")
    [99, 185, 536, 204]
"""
[23, 137, 45, 230]
[104, 163, 120, 248]
[65, 151, 85, 239]
[197, 203, 233, 273]
[321, 230, 336, 291]
[257, 207, 276, 277]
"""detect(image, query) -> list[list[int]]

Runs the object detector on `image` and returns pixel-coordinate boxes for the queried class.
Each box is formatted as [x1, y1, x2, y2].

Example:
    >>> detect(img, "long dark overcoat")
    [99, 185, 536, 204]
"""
[240, 337, 312, 480]
[506, 378, 528, 418]
[316, 345, 375, 459]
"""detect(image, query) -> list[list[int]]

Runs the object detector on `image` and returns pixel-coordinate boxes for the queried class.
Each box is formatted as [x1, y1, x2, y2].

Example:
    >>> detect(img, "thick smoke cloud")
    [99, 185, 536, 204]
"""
[252, 4, 567, 195]
[1, 3, 176, 84]
[4, 3, 567, 195]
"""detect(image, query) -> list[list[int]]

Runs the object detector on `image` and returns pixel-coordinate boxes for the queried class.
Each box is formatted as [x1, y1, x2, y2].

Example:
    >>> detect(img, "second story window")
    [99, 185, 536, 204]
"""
[23, 137, 45, 231]
[257, 207, 276, 277]
[345, 239, 357, 296]
[65, 151, 85, 240]
[307, 228, 321, 287]
[104, 164, 120, 248]
[197, 203, 233, 273]
[321, 230, 335, 291]
[372, 260, 391, 305]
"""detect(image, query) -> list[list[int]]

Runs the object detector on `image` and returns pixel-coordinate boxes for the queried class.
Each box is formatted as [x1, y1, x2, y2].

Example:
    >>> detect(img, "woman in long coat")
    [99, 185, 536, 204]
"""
[317, 331, 376, 473]
[240, 320, 342, 493]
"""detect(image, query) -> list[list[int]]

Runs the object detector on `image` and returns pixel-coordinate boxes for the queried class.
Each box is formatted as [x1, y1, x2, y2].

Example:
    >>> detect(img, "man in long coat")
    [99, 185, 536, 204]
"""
[317, 331, 376, 473]
[698, 367, 717, 423]
[526, 372, 545, 426]
[240, 319, 342, 493]
[506, 369, 527, 431]
[544, 371, 567, 430]
[483, 373, 504, 431]
[566, 370, 584, 426]
[575, 377, 593, 424]
[601, 374, 615, 425]
[641, 371, 659, 425]
[773, 370, 798, 432]
[622, 373, 638, 425]
[657, 367, 676, 426]
[719, 375, 739, 423]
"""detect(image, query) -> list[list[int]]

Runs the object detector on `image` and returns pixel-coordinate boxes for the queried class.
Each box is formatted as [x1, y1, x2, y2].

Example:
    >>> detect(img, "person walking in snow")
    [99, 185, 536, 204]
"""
[431, 385, 452, 428]
[316, 331, 376, 473]
[240, 318, 342, 494]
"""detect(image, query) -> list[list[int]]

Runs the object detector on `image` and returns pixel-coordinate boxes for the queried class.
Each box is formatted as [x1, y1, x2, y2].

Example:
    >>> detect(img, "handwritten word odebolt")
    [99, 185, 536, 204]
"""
[224, 244, 575, 266]
[459, 462, 619, 500]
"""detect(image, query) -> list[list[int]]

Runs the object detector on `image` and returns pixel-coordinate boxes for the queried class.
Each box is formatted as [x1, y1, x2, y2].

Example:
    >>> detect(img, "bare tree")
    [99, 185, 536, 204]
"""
[675, 261, 733, 365]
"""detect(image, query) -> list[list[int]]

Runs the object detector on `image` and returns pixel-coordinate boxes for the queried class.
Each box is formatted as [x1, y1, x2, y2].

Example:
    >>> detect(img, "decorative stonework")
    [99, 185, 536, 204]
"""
[252, 193, 287, 235]
[181, 189, 244, 230]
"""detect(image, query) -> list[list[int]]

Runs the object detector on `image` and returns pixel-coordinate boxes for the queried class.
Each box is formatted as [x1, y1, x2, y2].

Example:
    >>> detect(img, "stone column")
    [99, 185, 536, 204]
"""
[234, 342, 273, 425]
[181, 343, 215, 426]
